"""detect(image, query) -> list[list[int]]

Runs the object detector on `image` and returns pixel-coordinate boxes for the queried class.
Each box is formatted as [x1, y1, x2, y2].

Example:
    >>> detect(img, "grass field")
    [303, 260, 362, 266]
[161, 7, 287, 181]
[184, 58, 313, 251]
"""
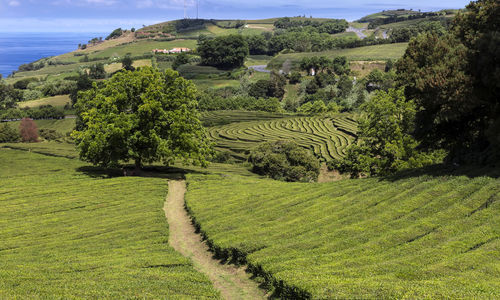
[208, 115, 357, 161]
[7, 118, 75, 135]
[268, 43, 408, 70]
[185, 170, 500, 298]
[18, 95, 71, 109]
[0, 149, 220, 298]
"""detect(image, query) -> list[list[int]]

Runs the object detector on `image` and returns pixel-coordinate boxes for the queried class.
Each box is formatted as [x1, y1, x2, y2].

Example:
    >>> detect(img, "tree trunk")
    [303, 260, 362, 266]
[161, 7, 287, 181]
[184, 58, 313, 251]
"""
[134, 159, 142, 175]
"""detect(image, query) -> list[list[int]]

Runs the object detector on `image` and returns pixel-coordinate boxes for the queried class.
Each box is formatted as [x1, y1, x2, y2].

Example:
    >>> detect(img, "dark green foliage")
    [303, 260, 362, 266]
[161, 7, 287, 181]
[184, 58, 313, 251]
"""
[305, 80, 319, 95]
[390, 21, 447, 42]
[330, 89, 442, 176]
[172, 52, 190, 70]
[175, 19, 206, 31]
[0, 123, 20, 142]
[365, 69, 396, 91]
[288, 71, 301, 84]
[249, 80, 272, 98]
[198, 35, 249, 69]
[73, 67, 212, 169]
[70, 73, 93, 105]
[246, 35, 268, 55]
[121, 55, 135, 71]
[337, 75, 353, 98]
[105, 28, 123, 40]
[89, 63, 106, 79]
[40, 80, 77, 97]
[273, 17, 348, 34]
[39, 128, 63, 141]
[0, 81, 23, 110]
[0, 105, 64, 121]
[385, 59, 394, 72]
[453, 0, 500, 160]
[396, 32, 474, 156]
[13, 78, 38, 90]
[197, 91, 282, 113]
[248, 140, 320, 182]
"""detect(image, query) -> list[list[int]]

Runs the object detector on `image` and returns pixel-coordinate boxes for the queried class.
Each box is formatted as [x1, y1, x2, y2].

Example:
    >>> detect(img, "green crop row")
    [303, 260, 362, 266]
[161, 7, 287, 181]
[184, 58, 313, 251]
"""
[208, 115, 357, 161]
[0, 149, 220, 299]
[185, 172, 500, 299]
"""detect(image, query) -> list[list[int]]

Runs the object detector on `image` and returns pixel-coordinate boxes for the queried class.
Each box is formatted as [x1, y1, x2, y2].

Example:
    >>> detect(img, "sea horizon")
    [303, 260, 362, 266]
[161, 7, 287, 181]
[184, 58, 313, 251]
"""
[0, 32, 107, 78]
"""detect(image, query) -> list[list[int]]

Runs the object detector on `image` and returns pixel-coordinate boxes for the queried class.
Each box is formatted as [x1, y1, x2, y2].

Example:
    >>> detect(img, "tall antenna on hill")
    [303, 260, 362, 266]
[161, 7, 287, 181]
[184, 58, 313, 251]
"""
[184, 0, 187, 19]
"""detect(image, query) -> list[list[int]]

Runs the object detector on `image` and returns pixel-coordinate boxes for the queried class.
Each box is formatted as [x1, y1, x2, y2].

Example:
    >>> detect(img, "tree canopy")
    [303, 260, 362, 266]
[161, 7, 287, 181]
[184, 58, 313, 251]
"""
[396, 0, 499, 162]
[197, 35, 249, 69]
[72, 67, 212, 169]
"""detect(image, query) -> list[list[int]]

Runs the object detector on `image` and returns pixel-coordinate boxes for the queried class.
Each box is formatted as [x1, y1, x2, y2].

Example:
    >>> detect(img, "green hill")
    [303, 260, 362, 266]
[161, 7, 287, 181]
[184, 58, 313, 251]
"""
[0, 148, 220, 298]
[268, 43, 408, 70]
[185, 170, 500, 298]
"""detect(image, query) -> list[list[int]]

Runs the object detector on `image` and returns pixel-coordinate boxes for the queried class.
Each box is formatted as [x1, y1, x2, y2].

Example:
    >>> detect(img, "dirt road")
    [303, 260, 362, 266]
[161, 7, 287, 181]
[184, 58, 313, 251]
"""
[164, 180, 267, 300]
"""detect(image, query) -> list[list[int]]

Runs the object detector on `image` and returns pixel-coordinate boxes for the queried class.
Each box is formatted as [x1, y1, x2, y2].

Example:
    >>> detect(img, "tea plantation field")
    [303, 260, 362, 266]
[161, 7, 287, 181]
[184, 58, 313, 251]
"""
[0, 149, 220, 298]
[185, 172, 500, 299]
[208, 116, 358, 161]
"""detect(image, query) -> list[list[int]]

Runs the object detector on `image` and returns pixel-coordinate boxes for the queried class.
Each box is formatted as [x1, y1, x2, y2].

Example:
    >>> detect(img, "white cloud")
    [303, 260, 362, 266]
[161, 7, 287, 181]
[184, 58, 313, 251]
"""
[8, 0, 21, 6]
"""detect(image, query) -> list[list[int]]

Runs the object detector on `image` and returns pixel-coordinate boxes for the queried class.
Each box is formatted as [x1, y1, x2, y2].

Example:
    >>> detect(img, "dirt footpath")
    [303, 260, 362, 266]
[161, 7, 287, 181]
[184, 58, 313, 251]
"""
[164, 180, 267, 300]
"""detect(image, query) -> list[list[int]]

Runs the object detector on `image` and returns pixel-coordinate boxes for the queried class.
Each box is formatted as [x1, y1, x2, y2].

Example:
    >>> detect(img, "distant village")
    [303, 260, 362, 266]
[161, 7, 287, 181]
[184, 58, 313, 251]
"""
[152, 47, 191, 54]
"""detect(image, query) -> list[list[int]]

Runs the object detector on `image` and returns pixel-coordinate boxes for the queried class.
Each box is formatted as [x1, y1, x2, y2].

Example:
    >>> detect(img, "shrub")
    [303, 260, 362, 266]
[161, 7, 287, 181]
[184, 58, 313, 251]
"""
[106, 28, 123, 40]
[39, 128, 63, 141]
[23, 89, 43, 101]
[248, 140, 320, 182]
[13, 78, 38, 90]
[0, 123, 20, 143]
[19, 118, 38, 142]
[288, 71, 301, 84]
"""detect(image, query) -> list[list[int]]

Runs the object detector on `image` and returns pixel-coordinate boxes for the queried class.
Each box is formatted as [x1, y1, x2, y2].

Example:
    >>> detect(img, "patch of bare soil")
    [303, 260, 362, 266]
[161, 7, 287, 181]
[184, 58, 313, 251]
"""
[318, 163, 344, 183]
[164, 180, 267, 300]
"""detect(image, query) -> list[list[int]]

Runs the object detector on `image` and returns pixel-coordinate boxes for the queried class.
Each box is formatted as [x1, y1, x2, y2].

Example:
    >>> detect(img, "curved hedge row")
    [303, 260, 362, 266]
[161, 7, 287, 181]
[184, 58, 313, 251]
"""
[208, 116, 358, 161]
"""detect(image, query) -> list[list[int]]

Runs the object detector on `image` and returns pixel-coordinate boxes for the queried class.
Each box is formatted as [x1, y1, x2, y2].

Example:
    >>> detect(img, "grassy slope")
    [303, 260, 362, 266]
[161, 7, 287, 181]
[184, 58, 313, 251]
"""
[18, 95, 71, 109]
[185, 171, 500, 298]
[0, 149, 220, 298]
[268, 43, 408, 70]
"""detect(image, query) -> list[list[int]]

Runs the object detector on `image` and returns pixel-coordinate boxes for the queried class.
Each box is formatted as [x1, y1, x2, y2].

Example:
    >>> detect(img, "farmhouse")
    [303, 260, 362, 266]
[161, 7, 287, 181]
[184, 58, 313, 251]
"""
[152, 47, 191, 54]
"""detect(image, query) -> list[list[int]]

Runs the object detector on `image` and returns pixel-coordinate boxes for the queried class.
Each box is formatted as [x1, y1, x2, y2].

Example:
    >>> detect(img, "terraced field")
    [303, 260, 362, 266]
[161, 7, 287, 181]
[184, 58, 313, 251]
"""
[0, 149, 220, 298]
[208, 115, 358, 161]
[185, 171, 500, 299]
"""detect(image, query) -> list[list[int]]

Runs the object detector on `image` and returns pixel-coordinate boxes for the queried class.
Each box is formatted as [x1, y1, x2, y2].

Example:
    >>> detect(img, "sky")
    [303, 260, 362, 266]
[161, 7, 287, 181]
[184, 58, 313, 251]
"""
[0, 0, 472, 32]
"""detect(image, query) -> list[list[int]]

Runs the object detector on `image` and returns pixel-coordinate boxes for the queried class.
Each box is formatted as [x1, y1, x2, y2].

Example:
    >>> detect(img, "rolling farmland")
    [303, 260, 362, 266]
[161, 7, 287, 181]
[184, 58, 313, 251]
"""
[0, 149, 220, 298]
[208, 115, 358, 161]
[185, 172, 500, 299]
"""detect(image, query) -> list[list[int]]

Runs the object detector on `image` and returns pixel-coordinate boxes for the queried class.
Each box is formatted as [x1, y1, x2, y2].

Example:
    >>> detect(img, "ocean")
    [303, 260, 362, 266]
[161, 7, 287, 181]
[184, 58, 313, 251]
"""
[0, 32, 106, 78]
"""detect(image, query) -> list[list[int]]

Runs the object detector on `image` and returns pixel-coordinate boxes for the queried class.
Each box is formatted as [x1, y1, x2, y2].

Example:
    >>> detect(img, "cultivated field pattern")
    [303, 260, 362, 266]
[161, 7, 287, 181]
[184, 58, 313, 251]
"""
[208, 116, 358, 161]
[186, 173, 500, 299]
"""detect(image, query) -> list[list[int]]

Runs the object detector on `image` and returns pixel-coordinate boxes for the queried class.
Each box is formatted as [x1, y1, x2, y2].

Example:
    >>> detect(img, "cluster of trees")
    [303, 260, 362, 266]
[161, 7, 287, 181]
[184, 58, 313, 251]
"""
[248, 140, 320, 182]
[0, 118, 40, 143]
[299, 56, 350, 75]
[367, 12, 446, 29]
[197, 89, 282, 113]
[390, 20, 448, 42]
[248, 72, 286, 99]
[0, 105, 64, 121]
[274, 17, 349, 34]
[331, 0, 499, 176]
[106, 28, 123, 40]
[244, 28, 394, 56]
[0, 81, 23, 109]
[198, 35, 249, 69]
[396, 0, 499, 163]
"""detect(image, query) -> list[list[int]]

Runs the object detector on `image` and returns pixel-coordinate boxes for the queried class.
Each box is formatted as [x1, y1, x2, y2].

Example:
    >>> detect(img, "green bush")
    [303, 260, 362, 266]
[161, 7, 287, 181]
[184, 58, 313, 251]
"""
[39, 128, 63, 141]
[0, 123, 20, 142]
[248, 140, 320, 182]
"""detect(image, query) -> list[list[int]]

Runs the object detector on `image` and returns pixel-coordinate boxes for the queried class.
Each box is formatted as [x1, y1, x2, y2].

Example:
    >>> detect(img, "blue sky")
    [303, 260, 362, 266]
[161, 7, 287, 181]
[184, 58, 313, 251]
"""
[0, 0, 471, 32]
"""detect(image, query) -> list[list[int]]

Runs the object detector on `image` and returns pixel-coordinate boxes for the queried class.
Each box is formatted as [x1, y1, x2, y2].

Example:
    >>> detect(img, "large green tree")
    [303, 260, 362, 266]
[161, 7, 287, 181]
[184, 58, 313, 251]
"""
[198, 35, 249, 69]
[396, 0, 499, 161]
[330, 89, 441, 176]
[72, 67, 212, 170]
